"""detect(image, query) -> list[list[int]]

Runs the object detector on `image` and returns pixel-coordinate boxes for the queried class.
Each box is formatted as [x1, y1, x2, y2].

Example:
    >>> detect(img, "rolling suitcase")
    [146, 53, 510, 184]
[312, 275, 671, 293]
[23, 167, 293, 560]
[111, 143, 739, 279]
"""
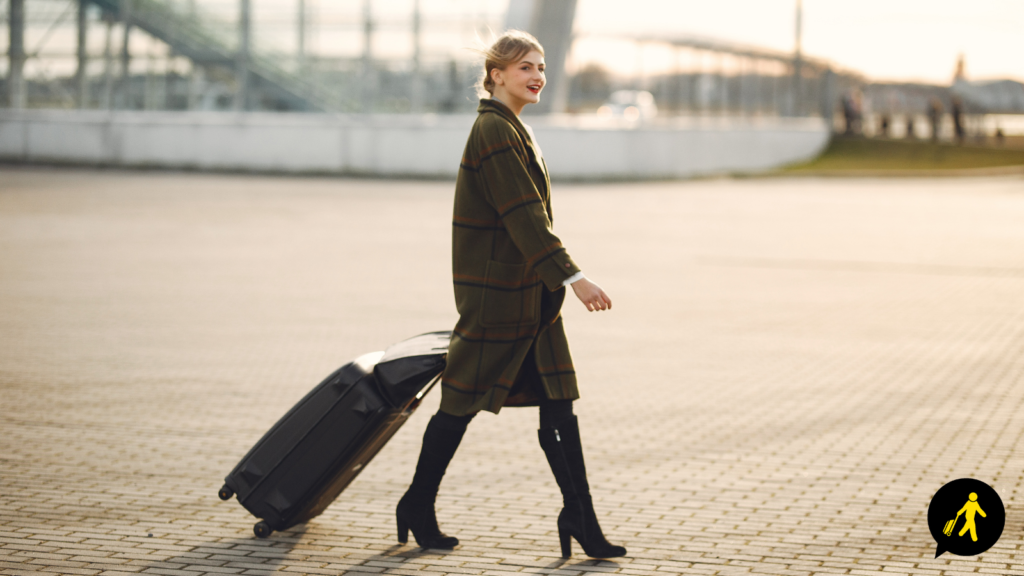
[943, 514, 961, 536]
[217, 331, 451, 538]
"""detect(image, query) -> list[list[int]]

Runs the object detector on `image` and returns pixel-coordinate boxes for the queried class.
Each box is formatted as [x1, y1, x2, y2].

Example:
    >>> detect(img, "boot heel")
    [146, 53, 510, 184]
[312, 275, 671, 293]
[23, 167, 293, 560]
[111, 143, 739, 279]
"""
[559, 527, 572, 557]
[397, 514, 409, 544]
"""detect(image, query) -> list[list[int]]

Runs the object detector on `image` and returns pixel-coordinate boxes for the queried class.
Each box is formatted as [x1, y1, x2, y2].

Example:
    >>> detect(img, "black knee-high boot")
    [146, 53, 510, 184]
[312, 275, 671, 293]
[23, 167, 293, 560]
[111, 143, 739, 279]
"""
[538, 415, 626, 558]
[396, 412, 471, 549]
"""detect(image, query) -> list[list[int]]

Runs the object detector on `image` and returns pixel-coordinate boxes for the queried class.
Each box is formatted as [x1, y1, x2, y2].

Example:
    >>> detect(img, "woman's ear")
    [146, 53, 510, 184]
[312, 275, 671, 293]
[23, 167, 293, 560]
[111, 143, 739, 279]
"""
[490, 66, 503, 87]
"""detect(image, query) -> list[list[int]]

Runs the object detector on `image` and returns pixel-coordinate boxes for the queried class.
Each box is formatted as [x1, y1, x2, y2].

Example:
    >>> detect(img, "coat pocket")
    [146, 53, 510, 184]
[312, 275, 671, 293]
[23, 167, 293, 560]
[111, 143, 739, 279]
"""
[480, 260, 541, 328]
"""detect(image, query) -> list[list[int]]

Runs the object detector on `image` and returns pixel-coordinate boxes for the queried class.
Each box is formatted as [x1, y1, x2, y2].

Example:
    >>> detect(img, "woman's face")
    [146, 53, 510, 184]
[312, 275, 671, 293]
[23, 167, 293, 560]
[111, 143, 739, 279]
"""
[492, 50, 545, 108]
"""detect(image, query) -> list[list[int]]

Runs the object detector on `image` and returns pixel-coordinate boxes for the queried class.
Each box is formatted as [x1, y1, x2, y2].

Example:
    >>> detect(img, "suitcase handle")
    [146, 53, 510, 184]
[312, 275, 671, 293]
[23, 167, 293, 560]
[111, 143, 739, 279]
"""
[406, 372, 444, 412]
[414, 372, 443, 402]
[401, 373, 442, 412]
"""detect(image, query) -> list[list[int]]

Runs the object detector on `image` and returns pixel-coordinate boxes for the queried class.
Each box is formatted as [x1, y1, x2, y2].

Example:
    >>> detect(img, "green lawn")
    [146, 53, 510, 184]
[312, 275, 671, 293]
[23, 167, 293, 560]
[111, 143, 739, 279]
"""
[786, 137, 1024, 172]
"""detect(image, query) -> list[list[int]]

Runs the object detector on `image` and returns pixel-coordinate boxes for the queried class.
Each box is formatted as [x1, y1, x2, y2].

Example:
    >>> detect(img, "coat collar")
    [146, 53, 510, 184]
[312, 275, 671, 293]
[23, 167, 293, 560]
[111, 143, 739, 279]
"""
[478, 98, 534, 147]
[477, 98, 549, 189]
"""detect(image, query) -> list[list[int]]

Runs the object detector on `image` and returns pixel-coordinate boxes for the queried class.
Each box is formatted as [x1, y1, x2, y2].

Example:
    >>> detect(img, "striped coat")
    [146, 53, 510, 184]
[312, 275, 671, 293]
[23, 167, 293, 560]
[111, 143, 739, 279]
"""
[439, 99, 582, 416]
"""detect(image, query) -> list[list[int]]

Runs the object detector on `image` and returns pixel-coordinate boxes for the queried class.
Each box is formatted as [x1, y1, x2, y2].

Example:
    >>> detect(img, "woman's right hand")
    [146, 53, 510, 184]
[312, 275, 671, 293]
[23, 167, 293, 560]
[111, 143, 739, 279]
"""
[570, 278, 612, 312]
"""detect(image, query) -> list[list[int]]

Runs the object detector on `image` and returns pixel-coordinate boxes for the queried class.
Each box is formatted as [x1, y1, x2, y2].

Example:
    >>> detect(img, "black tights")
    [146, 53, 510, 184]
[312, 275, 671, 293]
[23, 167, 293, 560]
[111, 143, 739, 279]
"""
[434, 399, 573, 432]
[538, 399, 574, 429]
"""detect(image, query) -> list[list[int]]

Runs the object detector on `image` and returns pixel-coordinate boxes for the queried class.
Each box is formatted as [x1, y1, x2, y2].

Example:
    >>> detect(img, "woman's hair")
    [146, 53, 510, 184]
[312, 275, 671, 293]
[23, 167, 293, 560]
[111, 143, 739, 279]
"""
[476, 30, 544, 97]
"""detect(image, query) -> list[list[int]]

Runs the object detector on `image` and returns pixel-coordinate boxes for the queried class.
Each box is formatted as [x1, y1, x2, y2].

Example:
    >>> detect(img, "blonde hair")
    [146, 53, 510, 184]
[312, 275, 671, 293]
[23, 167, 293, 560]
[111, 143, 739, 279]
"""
[476, 30, 545, 98]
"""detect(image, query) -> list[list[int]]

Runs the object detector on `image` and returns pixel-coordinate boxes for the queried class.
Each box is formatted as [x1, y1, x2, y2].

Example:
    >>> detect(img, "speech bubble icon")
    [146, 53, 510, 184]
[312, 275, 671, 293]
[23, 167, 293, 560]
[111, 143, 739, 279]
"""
[927, 478, 1004, 558]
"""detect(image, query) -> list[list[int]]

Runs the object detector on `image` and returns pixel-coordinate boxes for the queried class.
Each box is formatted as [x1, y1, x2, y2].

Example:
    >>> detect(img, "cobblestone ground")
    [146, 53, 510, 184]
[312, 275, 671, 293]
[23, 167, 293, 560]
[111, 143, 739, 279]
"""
[2, 168, 1023, 576]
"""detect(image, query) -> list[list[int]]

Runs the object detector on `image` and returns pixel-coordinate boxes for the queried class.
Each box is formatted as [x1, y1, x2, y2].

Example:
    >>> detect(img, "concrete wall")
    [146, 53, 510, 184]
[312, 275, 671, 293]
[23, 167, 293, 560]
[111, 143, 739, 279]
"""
[0, 110, 830, 180]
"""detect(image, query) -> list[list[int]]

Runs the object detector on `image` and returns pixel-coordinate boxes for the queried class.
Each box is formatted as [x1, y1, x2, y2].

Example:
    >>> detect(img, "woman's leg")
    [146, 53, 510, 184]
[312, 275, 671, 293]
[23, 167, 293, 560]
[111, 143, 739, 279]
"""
[537, 398, 626, 559]
[397, 409, 475, 549]
[539, 398, 574, 430]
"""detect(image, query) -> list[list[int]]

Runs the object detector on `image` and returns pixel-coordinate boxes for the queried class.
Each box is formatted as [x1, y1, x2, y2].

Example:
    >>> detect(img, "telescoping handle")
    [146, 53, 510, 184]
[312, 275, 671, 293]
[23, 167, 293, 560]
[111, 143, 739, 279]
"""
[415, 372, 443, 402]
[404, 371, 444, 414]
[411, 349, 446, 403]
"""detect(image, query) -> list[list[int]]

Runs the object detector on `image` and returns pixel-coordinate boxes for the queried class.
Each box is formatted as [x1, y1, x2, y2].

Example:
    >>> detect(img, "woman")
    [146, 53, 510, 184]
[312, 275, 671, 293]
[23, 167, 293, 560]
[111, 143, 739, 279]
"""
[396, 30, 625, 559]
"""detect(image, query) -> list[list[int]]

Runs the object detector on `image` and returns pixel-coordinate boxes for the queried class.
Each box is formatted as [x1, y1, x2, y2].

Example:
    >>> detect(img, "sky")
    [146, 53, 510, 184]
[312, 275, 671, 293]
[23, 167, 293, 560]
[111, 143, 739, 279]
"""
[573, 0, 1024, 83]
[7, 0, 1023, 84]
[239, 0, 1024, 84]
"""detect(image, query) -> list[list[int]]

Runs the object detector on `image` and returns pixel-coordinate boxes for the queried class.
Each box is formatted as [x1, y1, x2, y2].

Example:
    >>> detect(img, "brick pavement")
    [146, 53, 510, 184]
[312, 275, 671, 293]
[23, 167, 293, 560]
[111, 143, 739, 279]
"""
[1, 168, 1023, 575]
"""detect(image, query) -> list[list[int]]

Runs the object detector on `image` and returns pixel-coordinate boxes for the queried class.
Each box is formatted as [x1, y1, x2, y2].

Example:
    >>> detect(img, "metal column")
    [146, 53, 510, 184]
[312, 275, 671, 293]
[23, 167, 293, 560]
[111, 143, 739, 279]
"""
[716, 52, 725, 115]
[790, 0, 803, 116]
[524, 0, 577, 114]
[821, 67, 836, 127]
[360, 0, 374, 113]
[119, 0, 133, 109]
[696, 49, 704, 113]
[101, 13, 114, 109]
[8, 0, 26, 108]
[236, 0, 251, 111]
[297, 0, 306, 68]
[186, 0, 200, 108]
[671, 47, 682, 114]
[76, 0, 89, 108]
[410, 0, 422, 112]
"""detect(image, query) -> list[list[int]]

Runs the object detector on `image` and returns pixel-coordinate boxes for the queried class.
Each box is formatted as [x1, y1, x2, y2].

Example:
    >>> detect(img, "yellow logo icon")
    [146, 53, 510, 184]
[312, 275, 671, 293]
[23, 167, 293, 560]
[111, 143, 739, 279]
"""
[942, 492, 986, 541]
[928, 479, 1004, 558]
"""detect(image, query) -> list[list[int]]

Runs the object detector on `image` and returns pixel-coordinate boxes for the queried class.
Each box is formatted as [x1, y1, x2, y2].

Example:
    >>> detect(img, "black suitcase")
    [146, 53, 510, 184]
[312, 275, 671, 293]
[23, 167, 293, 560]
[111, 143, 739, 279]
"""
[218, 331, 450, 538]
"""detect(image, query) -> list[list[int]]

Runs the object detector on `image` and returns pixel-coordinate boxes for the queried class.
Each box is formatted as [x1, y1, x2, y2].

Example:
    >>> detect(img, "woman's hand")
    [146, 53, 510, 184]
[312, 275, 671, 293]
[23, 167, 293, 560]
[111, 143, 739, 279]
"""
[570, 278, 612, 312]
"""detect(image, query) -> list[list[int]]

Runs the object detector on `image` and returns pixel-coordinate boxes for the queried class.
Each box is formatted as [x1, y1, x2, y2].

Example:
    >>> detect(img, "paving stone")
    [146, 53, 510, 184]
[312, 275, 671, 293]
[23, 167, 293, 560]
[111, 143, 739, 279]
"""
[3, 170, 1024, 575]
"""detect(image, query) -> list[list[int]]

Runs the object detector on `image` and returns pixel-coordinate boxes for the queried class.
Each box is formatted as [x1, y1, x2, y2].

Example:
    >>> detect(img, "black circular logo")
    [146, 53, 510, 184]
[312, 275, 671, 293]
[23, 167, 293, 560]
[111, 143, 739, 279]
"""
[927, 478, 1005, 558]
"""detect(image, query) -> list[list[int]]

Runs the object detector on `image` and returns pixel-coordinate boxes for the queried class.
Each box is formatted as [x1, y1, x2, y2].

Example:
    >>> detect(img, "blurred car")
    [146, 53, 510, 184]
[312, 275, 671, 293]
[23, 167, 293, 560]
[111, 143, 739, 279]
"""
[596, 90, 658, 120]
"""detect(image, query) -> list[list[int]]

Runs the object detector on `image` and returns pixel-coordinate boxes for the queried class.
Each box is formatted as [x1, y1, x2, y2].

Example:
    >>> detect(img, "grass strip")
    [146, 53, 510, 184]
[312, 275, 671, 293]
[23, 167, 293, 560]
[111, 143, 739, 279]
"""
[787, 137, 1024, 172]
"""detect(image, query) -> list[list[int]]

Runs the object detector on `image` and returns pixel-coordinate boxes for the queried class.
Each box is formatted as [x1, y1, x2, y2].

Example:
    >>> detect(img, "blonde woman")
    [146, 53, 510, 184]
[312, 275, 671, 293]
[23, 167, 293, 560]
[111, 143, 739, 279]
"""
[396, 30, 625, 559]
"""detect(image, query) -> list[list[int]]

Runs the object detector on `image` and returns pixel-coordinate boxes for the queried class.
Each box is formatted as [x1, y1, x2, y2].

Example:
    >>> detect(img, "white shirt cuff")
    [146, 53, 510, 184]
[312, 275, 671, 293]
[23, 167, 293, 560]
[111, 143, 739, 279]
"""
[562, 271, 585, 287]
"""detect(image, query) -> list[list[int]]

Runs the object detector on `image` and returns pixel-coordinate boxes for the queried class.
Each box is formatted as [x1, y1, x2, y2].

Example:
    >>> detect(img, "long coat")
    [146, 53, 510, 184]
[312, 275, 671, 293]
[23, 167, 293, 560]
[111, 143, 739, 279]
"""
[439, 99, 582, 416]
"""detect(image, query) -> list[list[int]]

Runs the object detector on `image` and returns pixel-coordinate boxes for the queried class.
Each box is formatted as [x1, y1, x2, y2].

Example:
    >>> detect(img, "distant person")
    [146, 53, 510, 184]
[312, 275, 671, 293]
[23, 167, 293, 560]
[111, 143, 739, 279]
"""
[842, 91, 857, 135]
[995, 127, 1005, 145]
[879, 115, 890, 138]
[395, 30, 626, 560]
[928, 97, 943, 141]
[842, 89, 863, 136]
[952, 96, 965, 144]
[905, 116, 916, 139]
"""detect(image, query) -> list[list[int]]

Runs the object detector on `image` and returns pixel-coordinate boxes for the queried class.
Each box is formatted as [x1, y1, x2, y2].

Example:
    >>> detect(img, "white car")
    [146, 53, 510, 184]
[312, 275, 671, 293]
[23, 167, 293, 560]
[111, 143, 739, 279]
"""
[597, 90, 658, 120]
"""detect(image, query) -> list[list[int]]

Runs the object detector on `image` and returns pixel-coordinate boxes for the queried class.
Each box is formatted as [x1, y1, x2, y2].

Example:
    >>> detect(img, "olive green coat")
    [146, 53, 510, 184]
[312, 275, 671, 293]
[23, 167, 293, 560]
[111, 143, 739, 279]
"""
[439, 99, 582, 416]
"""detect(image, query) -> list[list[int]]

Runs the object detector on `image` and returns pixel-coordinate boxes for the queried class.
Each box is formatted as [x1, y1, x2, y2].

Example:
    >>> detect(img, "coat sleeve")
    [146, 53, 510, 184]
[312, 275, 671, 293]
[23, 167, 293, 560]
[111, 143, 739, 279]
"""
[475, 115, 582, 291]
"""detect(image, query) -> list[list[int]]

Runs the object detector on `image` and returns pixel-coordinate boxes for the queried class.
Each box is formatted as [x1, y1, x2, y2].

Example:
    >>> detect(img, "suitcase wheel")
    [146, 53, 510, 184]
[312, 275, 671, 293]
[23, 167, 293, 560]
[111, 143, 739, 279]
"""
[218, 485, 234, 501]
[253, 521, 272, 539]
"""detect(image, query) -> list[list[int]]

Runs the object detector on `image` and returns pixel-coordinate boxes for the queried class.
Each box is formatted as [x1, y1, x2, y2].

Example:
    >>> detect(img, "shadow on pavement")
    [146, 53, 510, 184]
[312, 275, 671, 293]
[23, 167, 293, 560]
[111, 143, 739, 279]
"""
[344, 543, 474, 573]
[549, 558, 622, 570]
[143, 525, 309, 574]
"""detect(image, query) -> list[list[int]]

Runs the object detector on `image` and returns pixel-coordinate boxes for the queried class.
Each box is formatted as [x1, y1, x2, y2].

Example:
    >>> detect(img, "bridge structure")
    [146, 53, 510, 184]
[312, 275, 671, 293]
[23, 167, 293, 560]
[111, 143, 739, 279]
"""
[3, 0, 849, 118]
[1, 0, 839, 179]
[4, 0, 365, 112]
[3, 0, 499, 113]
